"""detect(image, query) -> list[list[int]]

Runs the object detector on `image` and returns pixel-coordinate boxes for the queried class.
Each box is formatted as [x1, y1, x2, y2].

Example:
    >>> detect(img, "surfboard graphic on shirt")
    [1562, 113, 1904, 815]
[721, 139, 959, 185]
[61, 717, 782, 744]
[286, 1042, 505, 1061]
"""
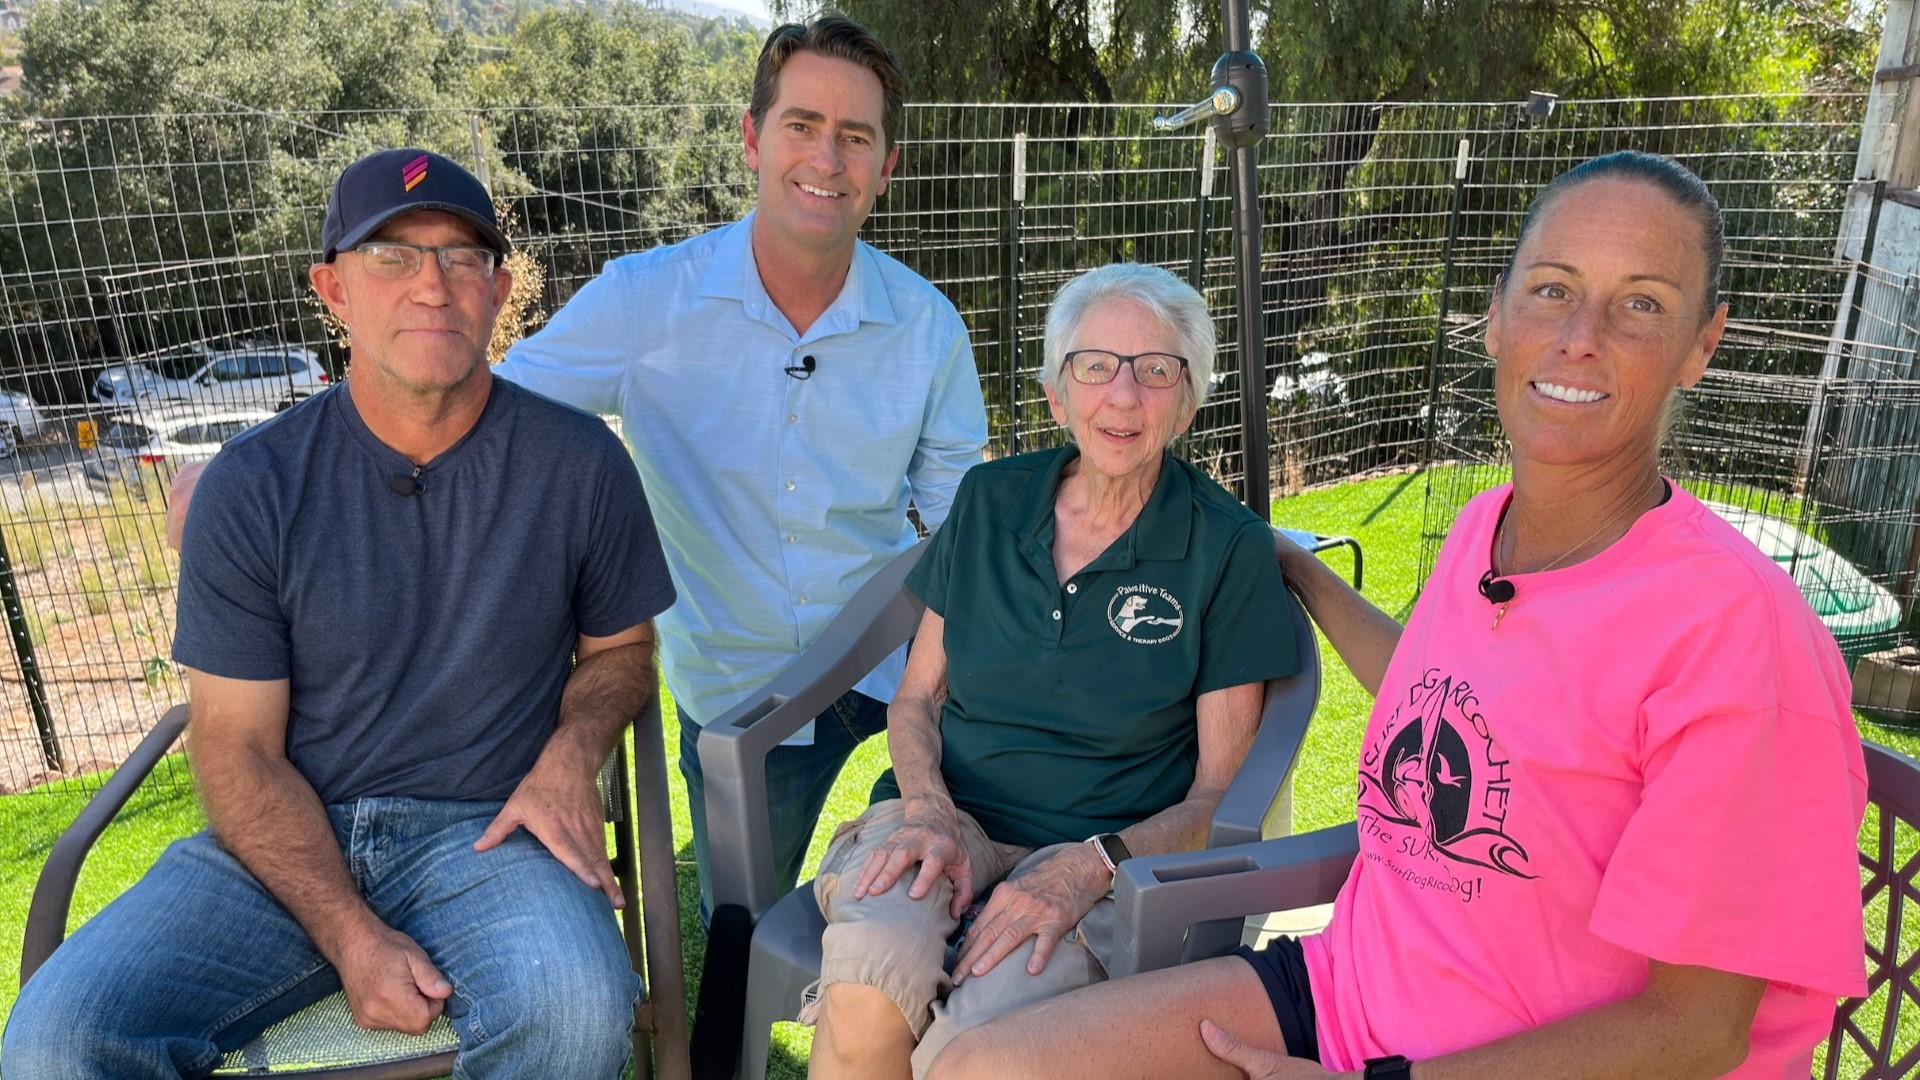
[1360, 667, 1535, 881]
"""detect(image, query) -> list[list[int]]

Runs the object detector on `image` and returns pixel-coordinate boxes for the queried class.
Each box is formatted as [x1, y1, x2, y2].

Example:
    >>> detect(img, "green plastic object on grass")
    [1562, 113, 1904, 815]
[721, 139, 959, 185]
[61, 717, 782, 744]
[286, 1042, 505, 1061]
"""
[1707, 501, 1903, 655]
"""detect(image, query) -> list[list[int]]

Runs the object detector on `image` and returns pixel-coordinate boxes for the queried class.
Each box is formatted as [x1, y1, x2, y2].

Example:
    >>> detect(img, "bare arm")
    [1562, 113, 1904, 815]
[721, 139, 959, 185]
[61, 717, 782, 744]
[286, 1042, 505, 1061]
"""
[474, 620, 657, 909]
[1205, 959, 1763, 1080]
[953, 678, 1263, 982]
[165, 459, 209, 552]
[186, 668, 451, 1034]
[852, 607, 979, 914]
[1112, 679, 1261, 858]
[883, 607, 953, 809]
[1275, 533, 1402, 697]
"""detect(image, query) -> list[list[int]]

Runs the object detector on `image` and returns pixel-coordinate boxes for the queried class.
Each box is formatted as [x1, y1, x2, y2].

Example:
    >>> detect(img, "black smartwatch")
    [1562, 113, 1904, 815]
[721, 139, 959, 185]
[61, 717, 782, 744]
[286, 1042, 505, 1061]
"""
[1362, 1055, 1411, 1080]
[1086, 832, 1131, 875]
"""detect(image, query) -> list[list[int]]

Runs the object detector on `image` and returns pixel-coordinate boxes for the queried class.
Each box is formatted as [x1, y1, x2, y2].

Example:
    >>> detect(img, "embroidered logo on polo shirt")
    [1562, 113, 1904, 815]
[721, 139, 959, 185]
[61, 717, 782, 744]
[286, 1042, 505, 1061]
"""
[1107, 584, 1184, 644]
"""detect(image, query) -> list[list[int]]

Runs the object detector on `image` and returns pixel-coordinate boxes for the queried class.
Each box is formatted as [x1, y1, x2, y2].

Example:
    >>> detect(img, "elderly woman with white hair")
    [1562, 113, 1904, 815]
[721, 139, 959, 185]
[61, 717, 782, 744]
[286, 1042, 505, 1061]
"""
[804, 262, 1301, 1079]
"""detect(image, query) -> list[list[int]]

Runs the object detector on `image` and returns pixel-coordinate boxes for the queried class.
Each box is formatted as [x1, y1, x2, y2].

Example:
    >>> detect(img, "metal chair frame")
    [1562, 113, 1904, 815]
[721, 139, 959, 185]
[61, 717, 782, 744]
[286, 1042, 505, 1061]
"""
[19, 699, 691, 1080]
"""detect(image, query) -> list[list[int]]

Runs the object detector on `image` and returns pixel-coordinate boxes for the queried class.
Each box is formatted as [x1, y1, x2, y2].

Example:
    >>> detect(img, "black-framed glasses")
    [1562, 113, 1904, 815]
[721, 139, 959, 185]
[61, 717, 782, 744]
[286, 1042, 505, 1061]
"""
[348, 242, 498, 282]
[1064, 350, 1190, 390]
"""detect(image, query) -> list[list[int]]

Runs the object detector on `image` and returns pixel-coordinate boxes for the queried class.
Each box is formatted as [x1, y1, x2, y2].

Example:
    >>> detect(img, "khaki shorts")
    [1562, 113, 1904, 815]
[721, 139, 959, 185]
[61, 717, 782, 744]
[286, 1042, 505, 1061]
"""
[811, 798, 1117, 1078]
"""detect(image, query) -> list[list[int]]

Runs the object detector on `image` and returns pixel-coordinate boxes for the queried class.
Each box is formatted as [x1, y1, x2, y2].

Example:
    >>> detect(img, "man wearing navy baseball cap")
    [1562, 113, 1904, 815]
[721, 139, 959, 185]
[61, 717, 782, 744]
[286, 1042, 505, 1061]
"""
[321, 147, 512, 261]
[4, 148, 677, 1078]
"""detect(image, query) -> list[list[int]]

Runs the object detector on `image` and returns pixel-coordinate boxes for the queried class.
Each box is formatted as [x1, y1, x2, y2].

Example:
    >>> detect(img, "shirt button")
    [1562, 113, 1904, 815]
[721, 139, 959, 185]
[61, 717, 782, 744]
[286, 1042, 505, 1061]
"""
[1066, 584, 1078, 594]
[786, 480, 796, 490]
[799, 596, 809, 605]
[1052, 609, 1061, 620]
[786, 534, 797, 543]
[788, 414, 798, 424]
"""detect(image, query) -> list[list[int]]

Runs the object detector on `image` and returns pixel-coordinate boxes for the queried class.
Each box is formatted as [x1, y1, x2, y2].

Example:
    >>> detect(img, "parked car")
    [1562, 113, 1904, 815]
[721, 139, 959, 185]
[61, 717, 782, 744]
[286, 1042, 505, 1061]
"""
[0, 387, 49, 458]
[92, 340, 328, 411]
[83, 405, 275, 497]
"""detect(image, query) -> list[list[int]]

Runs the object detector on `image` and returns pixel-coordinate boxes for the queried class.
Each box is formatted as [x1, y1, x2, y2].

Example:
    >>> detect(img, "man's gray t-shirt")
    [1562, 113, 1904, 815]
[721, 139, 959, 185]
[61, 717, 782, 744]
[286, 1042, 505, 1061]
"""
[173, 378, 676, 804]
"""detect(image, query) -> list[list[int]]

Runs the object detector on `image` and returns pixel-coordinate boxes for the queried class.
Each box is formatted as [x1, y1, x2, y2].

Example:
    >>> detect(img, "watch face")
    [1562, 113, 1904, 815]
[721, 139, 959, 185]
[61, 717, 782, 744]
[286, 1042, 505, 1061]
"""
[1097, 833, 1131, 868]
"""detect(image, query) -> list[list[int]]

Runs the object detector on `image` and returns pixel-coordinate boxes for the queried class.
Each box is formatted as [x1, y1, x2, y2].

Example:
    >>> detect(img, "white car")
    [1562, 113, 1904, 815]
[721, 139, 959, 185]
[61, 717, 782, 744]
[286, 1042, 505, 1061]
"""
[92, 341, 329, 411]
[0, 387, 48, 458]
[82, 405, 275, 497]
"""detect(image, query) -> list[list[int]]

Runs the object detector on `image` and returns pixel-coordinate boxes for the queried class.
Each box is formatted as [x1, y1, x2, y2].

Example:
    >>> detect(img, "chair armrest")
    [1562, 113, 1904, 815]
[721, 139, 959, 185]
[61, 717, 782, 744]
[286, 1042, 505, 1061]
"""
[628, 694, 692, 1080]
[1275, 527, 1363, 590]
[700, 540, 931, 918]
[1864, 741, 1920, 825]
[21, 703, 189, 987]
[1208, 584, 1320, 848]
[1310, 534, 1363, 591]
[1107, 822, 1359, 980]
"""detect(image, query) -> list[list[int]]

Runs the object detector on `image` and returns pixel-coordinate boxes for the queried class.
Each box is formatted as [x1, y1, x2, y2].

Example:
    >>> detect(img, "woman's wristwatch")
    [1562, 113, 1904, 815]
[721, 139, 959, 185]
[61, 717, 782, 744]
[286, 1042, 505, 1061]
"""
[1363, 1055, 1411, 1079]
[1085, 832, 1131, 876]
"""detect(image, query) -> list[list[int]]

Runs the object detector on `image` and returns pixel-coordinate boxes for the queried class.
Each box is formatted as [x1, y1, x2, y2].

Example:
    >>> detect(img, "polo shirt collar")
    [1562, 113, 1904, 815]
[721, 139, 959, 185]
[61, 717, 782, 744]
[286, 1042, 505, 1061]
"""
[696, 212, 898, 341]
[1006, 445, 1194, 575]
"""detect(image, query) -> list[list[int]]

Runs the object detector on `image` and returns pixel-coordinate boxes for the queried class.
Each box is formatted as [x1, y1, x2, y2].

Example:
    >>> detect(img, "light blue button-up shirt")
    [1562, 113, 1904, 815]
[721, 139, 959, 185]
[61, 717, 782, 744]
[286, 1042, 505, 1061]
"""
[496, 215, 986, 738]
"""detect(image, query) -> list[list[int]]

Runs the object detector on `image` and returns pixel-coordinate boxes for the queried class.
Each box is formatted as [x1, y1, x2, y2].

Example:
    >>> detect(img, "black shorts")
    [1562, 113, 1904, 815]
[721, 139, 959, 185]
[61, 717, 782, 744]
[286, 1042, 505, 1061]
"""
[1231, 937, 1320, 1063]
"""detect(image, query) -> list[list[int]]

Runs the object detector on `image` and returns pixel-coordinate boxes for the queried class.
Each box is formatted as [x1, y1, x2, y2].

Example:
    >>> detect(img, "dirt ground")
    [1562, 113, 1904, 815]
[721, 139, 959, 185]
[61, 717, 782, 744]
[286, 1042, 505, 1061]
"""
[0, 429, 186, 793]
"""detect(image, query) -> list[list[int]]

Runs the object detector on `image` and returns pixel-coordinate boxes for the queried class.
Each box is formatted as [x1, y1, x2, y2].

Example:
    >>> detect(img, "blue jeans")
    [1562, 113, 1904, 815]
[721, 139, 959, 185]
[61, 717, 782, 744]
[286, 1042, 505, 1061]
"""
[680, 689, 890, 922]
[2, 798, 639, 1080]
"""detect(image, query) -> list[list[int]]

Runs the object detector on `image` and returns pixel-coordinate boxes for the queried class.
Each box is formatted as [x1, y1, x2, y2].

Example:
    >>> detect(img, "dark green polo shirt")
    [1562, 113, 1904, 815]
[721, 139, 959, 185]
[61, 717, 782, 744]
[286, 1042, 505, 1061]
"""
[872, 445, 1300, 849]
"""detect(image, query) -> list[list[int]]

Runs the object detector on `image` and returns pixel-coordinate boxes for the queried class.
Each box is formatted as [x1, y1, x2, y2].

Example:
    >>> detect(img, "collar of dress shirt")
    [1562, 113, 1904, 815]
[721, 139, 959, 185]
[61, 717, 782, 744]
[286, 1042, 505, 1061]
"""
[695, 212, 900, 340]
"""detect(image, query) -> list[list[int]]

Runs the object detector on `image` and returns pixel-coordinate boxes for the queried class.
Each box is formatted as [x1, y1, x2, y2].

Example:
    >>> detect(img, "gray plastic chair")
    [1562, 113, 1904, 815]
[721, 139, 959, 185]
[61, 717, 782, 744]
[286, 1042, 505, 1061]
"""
[698, 534, 1324, 1080]
[1277, 527, 1364, 591]
[20, 700, 692, 1080]
[1111, 741, 1920, 1079]
[1825, 740, 1920, 1079]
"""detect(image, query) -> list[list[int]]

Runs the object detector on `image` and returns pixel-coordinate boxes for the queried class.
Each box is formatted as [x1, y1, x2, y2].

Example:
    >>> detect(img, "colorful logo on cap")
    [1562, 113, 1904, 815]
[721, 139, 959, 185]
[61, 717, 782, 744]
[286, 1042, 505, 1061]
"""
[402, 154, 429, 192]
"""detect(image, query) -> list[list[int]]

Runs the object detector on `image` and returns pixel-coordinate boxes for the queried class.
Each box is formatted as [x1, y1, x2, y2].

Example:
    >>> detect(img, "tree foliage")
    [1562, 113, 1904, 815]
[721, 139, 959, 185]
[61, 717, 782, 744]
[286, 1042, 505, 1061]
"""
[779, 0, 1880, 104]
[0, 0, 758, 391]
[771, 0, 1226, 103]
[471, 6, 757, 282]
[1263, 0, 1877, 101]
[17, 0, 470, 118]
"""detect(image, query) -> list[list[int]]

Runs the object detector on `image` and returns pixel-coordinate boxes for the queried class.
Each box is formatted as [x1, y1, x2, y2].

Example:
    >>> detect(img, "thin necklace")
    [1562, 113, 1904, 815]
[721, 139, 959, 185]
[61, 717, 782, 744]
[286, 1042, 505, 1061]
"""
[1489, 477, 1661, 630]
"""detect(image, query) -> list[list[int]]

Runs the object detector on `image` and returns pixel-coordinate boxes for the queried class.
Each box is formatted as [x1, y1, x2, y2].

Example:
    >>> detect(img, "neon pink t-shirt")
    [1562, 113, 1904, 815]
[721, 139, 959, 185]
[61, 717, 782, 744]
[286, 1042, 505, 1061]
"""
[1301, 483, 1868, 1076]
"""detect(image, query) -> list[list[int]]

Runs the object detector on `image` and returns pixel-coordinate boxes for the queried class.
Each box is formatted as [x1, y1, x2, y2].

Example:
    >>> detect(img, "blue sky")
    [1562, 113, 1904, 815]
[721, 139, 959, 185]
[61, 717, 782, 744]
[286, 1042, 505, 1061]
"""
[699, 0, 776, 21]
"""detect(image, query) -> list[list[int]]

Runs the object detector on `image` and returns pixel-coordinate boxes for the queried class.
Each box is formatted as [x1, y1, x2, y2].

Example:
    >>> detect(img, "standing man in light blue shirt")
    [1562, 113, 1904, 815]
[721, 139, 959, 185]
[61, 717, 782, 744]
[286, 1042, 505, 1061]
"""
[495, 15, 987, 917]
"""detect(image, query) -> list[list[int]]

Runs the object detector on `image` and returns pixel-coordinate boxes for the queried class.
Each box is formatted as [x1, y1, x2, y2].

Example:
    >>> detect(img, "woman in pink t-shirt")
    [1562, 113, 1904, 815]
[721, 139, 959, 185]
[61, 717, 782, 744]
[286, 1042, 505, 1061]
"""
[925, 152, 1868, 1080]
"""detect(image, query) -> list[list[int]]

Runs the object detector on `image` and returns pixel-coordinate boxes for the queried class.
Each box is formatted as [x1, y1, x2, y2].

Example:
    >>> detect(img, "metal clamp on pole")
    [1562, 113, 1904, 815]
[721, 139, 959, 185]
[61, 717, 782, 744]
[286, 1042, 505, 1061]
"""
[1209, 49, 1268, 149]
[1153, 87, 1242, 132]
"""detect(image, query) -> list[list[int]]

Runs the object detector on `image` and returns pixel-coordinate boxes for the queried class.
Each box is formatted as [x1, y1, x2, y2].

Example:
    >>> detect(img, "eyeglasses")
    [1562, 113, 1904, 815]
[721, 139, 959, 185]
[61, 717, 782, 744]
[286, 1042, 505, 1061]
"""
[348, 242, 498, 282]
[1064, 350, 1190, 390]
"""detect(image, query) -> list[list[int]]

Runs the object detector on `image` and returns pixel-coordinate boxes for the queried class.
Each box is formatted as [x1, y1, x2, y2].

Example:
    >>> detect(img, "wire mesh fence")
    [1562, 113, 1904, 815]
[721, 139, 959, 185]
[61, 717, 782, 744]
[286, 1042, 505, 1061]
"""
[0, 89, 1894, 791]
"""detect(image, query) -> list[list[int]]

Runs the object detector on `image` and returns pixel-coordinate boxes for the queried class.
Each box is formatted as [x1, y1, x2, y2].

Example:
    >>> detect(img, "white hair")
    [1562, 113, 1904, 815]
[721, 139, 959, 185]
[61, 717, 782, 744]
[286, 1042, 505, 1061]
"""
[1041, 263, 1216, 413]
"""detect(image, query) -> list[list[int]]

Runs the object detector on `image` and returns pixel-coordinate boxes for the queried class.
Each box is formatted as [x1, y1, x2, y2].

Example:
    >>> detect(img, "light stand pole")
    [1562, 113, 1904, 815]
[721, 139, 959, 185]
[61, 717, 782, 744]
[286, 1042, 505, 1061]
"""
[1155, 0, 1270, 518]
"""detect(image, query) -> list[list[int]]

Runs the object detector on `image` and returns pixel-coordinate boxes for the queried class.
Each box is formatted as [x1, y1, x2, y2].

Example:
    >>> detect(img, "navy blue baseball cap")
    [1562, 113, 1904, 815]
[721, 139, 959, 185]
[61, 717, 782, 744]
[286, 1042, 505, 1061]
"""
[321, 148, 511, 261]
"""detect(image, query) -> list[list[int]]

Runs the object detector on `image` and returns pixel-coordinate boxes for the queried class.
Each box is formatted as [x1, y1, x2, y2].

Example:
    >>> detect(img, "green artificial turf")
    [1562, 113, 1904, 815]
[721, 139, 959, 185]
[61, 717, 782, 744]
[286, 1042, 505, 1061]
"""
[2, 468, 1914, 1078]
[0, 760, 204, 1020]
